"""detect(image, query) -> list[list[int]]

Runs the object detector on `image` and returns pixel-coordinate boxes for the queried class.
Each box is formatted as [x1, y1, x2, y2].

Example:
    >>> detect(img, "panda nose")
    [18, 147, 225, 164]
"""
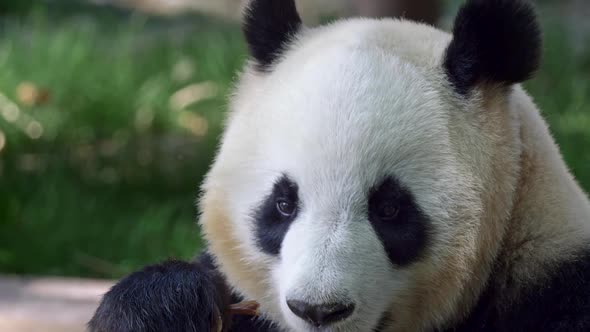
[286, 300, 355, 326]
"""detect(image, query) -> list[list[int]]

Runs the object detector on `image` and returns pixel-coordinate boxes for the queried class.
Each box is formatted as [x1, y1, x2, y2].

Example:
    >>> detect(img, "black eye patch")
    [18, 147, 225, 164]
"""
[368, 176, 430, 266]
[253, 175, 299, 256]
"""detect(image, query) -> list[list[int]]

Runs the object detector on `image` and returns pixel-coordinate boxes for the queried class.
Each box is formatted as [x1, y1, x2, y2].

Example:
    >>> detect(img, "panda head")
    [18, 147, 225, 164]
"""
[200, 0, 541, 331]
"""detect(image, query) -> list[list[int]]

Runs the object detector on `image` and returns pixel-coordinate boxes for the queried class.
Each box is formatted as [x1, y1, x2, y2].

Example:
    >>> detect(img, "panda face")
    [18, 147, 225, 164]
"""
[201, 1, 541, 330]
[203, 21, 487, 331]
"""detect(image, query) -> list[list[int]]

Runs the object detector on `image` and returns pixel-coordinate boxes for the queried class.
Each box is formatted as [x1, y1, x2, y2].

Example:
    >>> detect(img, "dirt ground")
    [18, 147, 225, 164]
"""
[0, 276, 113, 332]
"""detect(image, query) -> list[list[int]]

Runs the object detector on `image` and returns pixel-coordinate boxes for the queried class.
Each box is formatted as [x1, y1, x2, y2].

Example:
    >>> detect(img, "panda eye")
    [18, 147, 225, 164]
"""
[376, 201, 398, 221]
[276, 199, 296, 217]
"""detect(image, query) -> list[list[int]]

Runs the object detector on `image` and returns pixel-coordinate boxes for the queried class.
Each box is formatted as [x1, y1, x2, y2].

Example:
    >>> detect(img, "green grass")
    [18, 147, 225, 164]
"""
[0, 3, 588, 279]
[0, 4, 246, 277]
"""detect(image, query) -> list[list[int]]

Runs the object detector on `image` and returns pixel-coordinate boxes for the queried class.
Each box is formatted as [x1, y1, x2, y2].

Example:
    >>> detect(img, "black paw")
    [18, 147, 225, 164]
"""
[88, 260, 231, 332]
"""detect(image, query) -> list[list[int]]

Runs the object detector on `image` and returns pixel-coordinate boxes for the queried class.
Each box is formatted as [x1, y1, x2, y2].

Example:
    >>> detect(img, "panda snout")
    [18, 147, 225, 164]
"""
[286, 299, 356, 327]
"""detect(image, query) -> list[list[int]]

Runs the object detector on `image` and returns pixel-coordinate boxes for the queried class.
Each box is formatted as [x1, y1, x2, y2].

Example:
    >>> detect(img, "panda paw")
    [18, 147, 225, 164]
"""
[88, 260, 231, 332]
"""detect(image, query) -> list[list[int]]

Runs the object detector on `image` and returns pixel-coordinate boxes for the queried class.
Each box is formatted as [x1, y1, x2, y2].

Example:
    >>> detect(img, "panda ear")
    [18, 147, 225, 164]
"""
[443, 0, 542, 95]
[243, 0, 303, 72]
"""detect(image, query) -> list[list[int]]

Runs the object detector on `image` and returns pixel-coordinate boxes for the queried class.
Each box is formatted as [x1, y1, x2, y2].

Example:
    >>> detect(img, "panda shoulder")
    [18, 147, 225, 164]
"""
[452, 249, 590, 331]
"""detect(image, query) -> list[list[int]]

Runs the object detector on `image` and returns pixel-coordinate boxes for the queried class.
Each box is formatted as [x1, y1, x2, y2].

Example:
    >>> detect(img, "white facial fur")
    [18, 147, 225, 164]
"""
[201, 19, 508, 332]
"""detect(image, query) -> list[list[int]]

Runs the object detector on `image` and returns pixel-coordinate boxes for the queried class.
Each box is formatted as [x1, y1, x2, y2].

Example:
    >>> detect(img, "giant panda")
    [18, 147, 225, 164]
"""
[89, 0, 590, 331]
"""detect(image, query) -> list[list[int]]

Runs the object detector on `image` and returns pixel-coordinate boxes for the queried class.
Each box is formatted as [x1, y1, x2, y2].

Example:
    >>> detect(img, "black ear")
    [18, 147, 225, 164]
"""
[243, 0, 302, 71]
[444, 0, 542, 95]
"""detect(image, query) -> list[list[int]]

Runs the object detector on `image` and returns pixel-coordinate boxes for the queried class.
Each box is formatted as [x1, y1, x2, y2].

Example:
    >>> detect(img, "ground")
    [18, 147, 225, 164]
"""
[0, 275, 112, 332]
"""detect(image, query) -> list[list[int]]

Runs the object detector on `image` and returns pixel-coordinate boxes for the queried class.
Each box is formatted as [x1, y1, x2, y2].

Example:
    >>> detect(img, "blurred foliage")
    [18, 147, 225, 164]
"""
[0, 0, 36, 15]
[0, 3, 246, 277]
[0, 2, 588, 278]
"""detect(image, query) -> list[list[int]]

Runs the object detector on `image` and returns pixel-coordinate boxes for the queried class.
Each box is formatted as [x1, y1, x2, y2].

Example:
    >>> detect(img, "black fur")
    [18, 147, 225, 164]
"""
[445, 247, 590, 332]
[198, 253, 279, 331]
[444, 0, 542, 95]
[89, 253, 278, 332]
[243, 0, 302, 71]
[367, 176, 430, 266]
[253, 175, 300, 255]
[88, 259, 229, 332]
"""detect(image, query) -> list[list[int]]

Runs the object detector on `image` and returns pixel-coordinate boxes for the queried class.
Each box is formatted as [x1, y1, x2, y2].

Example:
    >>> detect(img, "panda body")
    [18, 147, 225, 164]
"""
[89, 1, 590, 331]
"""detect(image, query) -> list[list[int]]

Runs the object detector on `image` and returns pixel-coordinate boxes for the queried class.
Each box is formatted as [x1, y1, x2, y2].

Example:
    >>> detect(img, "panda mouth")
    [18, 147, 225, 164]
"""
[304, 310, 390, 332]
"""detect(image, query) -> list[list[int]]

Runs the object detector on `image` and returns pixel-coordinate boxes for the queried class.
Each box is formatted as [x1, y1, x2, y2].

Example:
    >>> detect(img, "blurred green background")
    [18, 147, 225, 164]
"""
[0, 0, 588, 279]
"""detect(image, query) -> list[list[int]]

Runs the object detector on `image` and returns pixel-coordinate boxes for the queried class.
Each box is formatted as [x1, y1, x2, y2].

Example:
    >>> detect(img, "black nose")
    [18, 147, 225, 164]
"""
[286, 300, 355, 326]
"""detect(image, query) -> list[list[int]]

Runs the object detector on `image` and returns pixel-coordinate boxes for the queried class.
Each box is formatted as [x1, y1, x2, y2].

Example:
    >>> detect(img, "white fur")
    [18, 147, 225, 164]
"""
[199, 18, 590, 332]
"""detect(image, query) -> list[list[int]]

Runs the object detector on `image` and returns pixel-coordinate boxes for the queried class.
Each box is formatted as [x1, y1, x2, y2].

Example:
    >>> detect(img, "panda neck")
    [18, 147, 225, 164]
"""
[494, 90, 590, 291]
[445, 90, 590, 332]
